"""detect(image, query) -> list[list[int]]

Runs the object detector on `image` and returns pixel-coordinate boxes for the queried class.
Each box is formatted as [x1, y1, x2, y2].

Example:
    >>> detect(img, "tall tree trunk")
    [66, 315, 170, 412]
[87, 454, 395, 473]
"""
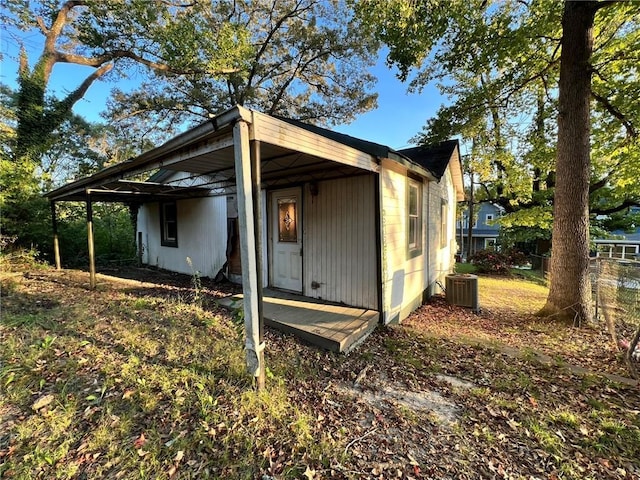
[539, 1, 596, 325]
[533, 91, 545, 193]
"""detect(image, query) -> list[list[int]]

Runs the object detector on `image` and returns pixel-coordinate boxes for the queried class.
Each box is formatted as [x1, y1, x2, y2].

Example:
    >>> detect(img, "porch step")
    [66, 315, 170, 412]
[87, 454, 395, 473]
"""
[217, 292, 379, 353]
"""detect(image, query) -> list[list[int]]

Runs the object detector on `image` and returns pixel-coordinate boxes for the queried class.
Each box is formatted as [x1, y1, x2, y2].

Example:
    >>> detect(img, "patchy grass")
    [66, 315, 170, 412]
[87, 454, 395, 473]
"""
[0, 270, 328, 479]
[455, 262, 547, 287]
[1, 267, 639, 479]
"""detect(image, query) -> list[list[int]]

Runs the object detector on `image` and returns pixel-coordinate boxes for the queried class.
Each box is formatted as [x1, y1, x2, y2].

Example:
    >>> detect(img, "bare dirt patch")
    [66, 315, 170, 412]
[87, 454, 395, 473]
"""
[336, 370, 465, 425]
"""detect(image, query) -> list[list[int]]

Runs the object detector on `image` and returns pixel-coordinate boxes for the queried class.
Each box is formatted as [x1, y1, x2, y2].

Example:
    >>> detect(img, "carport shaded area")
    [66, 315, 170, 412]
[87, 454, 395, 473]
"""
[45, 106, 385, 289]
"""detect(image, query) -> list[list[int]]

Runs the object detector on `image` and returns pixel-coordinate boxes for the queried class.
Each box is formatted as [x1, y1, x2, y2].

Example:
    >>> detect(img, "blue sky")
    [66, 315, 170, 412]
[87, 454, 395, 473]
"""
[1, 33, 444, 151]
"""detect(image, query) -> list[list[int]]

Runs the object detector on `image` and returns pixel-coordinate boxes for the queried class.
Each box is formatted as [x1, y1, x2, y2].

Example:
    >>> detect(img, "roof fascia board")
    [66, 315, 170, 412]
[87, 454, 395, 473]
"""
[381, 155, 437, 182]
[47, 133, 234, 201]
[250, 110, 380, 173]
[46, 106, 248, 200]
[449, 144, 466, 201]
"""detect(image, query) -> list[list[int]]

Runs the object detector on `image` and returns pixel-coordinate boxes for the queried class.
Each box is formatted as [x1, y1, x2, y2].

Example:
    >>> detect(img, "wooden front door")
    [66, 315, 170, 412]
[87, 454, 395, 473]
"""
[270, 187, 302, 292]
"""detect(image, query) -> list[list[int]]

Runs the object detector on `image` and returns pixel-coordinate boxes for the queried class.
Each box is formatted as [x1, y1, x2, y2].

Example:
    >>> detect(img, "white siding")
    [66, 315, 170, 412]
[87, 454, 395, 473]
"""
[303, 175, 378, 310]
[137, 196, 227, 278]
[428, 166, 457, 292]
[379, 160, 457, 324]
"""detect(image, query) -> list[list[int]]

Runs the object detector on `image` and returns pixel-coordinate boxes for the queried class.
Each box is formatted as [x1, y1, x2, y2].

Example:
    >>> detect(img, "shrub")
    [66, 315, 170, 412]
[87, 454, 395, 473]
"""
[470, 248, 528, 274]
[0, 235, 47, 271]
[504, 248, 529, 267]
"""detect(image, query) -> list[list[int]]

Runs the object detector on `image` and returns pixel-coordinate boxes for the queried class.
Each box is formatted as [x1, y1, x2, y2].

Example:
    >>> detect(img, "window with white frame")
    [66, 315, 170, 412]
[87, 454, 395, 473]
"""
[485, 213, 494, 223]
[407, 178, 422, 258]
[485, 238, 497, 250]
[160, 202, 178, 247]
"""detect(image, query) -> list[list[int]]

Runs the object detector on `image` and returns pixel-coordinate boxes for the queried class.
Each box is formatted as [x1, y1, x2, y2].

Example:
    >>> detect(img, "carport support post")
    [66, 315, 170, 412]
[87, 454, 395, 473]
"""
[251, 139, 266, 390]
[233, 120, 266, 389]
[86, 192, 97, 289]
[50, 201, 61, 270]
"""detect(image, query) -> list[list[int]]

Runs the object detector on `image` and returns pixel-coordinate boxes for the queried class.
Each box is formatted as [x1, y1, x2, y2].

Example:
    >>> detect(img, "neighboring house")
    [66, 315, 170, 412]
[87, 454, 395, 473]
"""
[46, 106, 464, 351]
[456, 202, 504, 257]
[593, 207, 640, 260]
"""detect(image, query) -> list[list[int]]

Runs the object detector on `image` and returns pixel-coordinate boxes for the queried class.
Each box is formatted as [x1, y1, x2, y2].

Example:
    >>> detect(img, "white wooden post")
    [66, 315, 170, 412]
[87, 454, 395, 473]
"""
[233, 120, 266, 388]
[250, 139, 266, 390]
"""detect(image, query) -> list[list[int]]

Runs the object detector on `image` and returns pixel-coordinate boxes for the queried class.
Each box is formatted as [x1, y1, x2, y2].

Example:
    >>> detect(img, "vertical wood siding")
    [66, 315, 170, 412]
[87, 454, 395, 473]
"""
[303, 175, 377, 310]
[137, 196, 228, 278]
[380, 164, 418, 323]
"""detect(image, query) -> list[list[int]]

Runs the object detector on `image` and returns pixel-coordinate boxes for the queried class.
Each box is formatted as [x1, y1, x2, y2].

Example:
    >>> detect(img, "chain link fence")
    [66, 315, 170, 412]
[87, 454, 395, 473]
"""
[593, 258, 640, 379]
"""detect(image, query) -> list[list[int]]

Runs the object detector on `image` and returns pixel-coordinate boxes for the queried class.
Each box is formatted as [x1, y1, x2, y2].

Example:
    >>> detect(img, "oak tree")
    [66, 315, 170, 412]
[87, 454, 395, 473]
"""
[356, 0, 639, 324]
[105, 0, 379, 138]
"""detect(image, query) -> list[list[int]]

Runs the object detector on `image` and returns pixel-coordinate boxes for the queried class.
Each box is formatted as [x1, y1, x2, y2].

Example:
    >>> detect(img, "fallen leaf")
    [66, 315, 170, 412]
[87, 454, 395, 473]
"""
[122, 390, 135, 399]
[303, 465, 316, 479]
[32, 394, 55, 411]
[507, 419, 520, 431]
[133, 433, 146, 448]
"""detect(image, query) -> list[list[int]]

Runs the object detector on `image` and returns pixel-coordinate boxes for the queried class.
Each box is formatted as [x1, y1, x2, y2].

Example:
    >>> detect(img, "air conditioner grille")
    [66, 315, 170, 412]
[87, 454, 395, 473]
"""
[445, 274, 479, 312]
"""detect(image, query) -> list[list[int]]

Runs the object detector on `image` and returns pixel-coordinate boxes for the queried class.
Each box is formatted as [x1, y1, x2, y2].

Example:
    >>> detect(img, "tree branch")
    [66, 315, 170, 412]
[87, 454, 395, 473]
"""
[55, 50, 241, 75]
[593, 1, 619, 12]
[35, 16, 49, 35]
[502, 56, 560, 105]
[591, 90, 637, 139]
[591, 199, 640, 215]
[43, 63, 113, 133]
[268, 48, 331, 115]
[18, 47, 28, 75]
[46, 1, 86, 52]
[39, 0, 87, 82]
[65, 63, 114, 107]
[246, 0, 311, 90]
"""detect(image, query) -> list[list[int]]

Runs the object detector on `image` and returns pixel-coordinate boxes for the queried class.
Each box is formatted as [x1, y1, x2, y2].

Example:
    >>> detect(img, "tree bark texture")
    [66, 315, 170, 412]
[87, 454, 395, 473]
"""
[540, 1, 596, 324]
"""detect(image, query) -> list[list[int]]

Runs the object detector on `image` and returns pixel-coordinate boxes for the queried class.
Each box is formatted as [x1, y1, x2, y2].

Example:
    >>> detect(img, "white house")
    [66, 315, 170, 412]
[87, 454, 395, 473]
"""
[46, 106, 464, 376]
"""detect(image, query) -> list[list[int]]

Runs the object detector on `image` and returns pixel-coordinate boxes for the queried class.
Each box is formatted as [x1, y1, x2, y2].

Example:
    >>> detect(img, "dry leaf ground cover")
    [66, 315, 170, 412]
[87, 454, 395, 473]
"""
[406, 274, 635, 379]
[1, 266, 639, 479]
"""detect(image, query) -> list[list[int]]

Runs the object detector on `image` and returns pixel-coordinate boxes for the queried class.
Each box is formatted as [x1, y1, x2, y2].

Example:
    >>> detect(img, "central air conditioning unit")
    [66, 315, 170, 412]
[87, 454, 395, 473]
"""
[445, 274, 480, 312]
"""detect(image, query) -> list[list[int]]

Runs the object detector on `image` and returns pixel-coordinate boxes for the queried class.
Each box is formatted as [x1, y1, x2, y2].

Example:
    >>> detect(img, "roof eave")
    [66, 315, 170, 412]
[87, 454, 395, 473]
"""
[45, 105, 250, 202]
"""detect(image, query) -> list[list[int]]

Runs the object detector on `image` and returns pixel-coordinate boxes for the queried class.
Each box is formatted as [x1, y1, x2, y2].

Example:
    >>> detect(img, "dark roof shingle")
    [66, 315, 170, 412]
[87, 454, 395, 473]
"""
[398, 140, 460, 180]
